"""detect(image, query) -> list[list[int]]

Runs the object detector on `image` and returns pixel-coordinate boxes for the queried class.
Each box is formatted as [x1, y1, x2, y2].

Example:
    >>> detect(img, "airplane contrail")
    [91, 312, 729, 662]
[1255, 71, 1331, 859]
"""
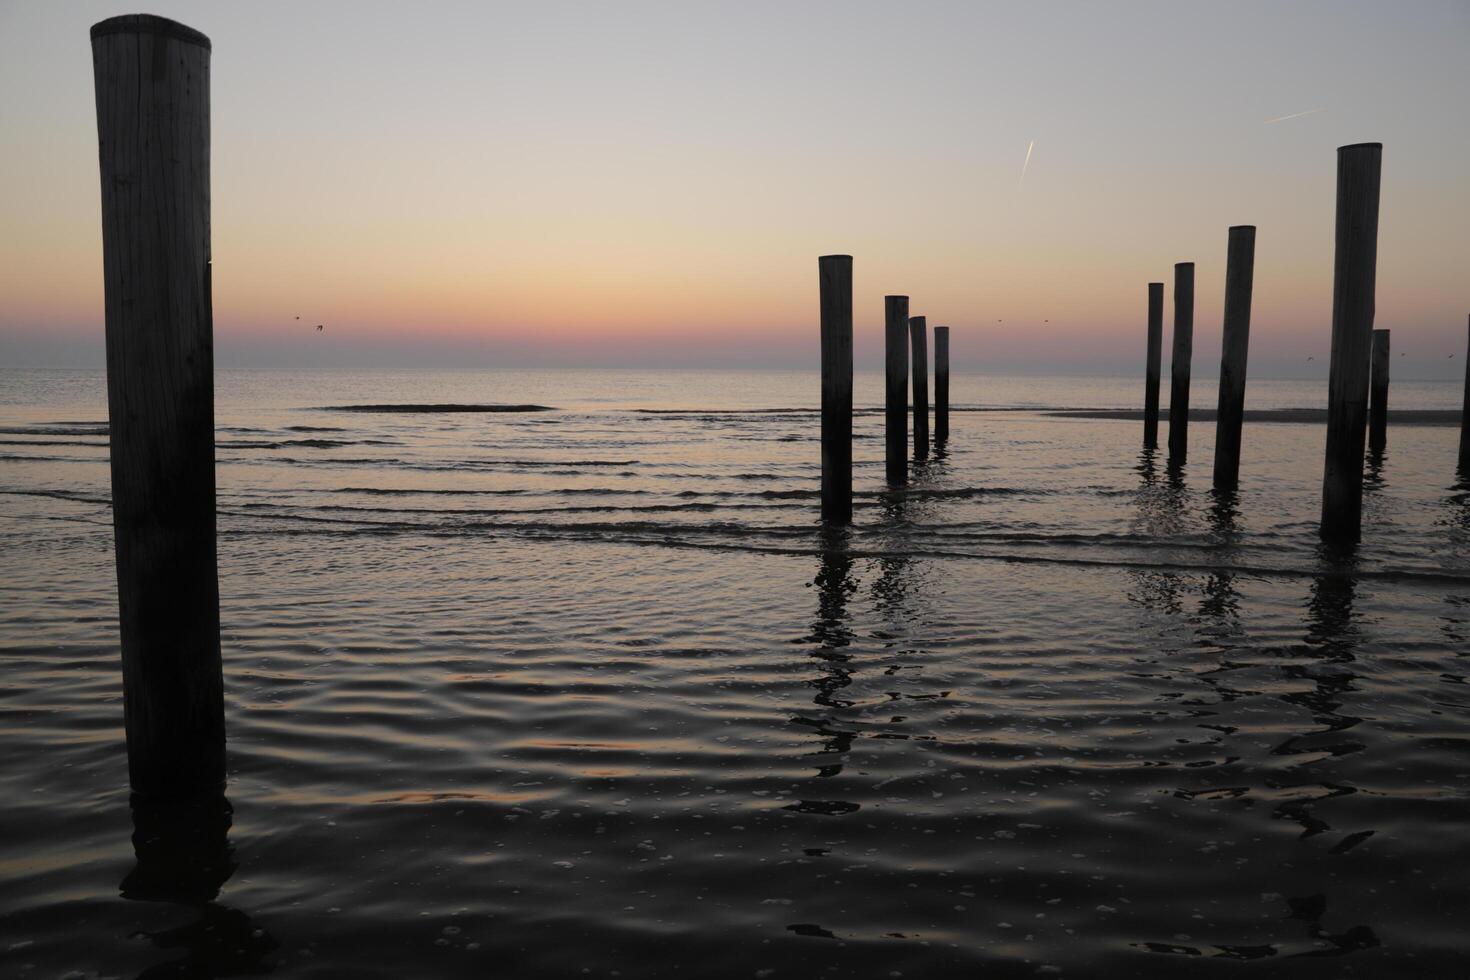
[1020, 139, 1035, 183]
[1264, 107, 1326, 125]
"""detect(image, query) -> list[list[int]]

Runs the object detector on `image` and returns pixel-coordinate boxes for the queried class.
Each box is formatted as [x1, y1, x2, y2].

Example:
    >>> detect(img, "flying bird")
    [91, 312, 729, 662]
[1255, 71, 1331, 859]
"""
[316, 324, 324, 332]
[294, 315, 300, 320]
[1307, 356, 1315, 361]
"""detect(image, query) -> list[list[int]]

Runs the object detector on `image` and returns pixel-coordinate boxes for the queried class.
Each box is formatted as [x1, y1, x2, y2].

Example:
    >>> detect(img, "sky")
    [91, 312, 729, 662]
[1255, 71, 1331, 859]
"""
[0, 0, 1467, 376]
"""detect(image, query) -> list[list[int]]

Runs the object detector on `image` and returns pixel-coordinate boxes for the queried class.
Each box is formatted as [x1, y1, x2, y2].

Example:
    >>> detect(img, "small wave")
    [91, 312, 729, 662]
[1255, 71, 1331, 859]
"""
[624, 405, 1136, 416]
[0, 487, 111, 505]
[0, 438, 109, 447]
[676, 488, 819, 500]
[315, 403, 556, 413]
[1047, 408, 1462, 426]
[0, 426, 109, 437]
[223, 456, 640, 472]
[234, 499, 809, 518]
[632, 408, 819, 416]
[211, 507, 1470, 585]
[217, 438, 398, 449]
[0, 453, 91, 463]
[862, 486, 1045, 500]
[323, 486, 653, 497]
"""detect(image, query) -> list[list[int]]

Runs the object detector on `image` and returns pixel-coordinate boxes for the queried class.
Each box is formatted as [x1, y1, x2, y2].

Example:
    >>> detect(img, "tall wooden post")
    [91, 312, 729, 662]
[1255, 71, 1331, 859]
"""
[818, 255, 853, 524]
[1320, 143, 1383, 543]
[1168, 262, 1195, 464]
[1143, 282, 1164, 448]
[884, 296, 909, 484]
[934, 326, 950, 445]
[92, 15, 224, 796]
[909, 316, 930, 459]
[1212, 226, 1256, 490]
[1368, 328, 1390, 453]
[1460, 314, 1470, 477]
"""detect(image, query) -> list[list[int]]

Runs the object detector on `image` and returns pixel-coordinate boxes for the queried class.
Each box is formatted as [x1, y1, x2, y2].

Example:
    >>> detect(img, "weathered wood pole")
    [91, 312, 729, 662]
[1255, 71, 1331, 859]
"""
[1461, 314, 1470, 476]
[818, 255, 853, 524]
[92, 15, 224, 796]
[1143, 282, 1164, 448]
[1320, 142, 1383, 543]
[885, 296, 910, 484]
[909, 316, 930, 458]
[1368, 328, 1390, 453]
[1212, 226, 1257, 490]
[1167, 263, 1195, 464]
[934, 326, 950, 444]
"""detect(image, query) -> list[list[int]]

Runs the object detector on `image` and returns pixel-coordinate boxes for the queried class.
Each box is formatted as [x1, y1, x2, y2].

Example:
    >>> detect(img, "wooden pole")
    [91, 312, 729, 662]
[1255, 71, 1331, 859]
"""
[885, 296, 909, 484]
[1368, 328, 1390, 453]
[1212, 226, 1256, 490]
[1461, 314, 1470, 477]
[909, 316, 930, 458]
[818, 255, 853, 524]
[1320, 142, 1383, 543]
[934, 326, 950, 444]
[1143, 282, 1164, 448]
[1167, 263, 1195, 464]
[91, 15, 224, 796]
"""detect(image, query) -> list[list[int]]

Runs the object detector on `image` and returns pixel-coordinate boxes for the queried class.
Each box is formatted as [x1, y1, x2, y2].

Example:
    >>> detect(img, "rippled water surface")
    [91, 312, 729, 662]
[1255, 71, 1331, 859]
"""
[2, 367, 1468, 978]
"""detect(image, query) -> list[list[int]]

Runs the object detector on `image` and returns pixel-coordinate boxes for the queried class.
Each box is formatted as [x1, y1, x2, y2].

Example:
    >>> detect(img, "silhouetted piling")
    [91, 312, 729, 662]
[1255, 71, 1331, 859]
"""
[1369, 328, 1390, 453]
[1168, 263, 1195, 464]
[1213, 226, 1256, 490]
[885, 296, 909, 484]
[92, 15, 224, 795]
[1321, 143, 1382, 543]
[909, 316, 930, 458]
[1461, 314, 1470, 476]
[1143, 282, 1164, 448]
[818, 255, 853, 524]
[934, 326, 950, 444]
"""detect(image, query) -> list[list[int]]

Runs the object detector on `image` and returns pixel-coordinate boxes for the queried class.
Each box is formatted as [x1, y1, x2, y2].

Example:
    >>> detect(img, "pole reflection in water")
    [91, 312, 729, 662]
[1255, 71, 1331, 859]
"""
[1442, 477, 1470, 649]
[786, 529, 862, 814]
[1128, 447, 1189, 615]
[1270, 552, 1367, 831]
[1440, 473, 1470, 543]
[1364, 446, 1386, 491]
[123, 793, 277, 977]
[1200, 489, 1243, 625]
[870, 491, 921, 625]
[1135, 444, 1159, 487]
[1262, 559, 1380, 956]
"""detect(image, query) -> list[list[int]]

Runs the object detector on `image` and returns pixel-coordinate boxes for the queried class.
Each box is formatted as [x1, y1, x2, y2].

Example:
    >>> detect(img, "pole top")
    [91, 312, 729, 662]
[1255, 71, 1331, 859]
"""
[91, 14, 211, 50]
[934, 325, 950, 332]
[819, 254, 853, 260]
[909, 315, 927, 324]
[1175, 261, 1195, 269]
[1338, 142, 1382, 152]
[1148, 281, 1164, 287]
[1228, 224, 1257, 232]
[885, 294, 909, 301]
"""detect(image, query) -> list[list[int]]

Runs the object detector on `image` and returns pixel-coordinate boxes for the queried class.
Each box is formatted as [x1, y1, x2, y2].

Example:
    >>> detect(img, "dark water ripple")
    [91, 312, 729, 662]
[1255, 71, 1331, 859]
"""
[3, 373, 1470, 977]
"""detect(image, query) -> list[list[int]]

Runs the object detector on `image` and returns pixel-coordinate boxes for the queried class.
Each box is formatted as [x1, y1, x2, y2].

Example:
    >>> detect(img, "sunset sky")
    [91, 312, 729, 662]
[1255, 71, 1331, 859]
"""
[1, 0, 1466, 375]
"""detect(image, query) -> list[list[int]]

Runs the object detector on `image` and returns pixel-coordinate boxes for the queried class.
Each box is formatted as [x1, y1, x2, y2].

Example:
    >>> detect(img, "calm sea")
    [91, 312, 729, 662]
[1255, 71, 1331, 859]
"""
[2, 367, 1468, 977]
